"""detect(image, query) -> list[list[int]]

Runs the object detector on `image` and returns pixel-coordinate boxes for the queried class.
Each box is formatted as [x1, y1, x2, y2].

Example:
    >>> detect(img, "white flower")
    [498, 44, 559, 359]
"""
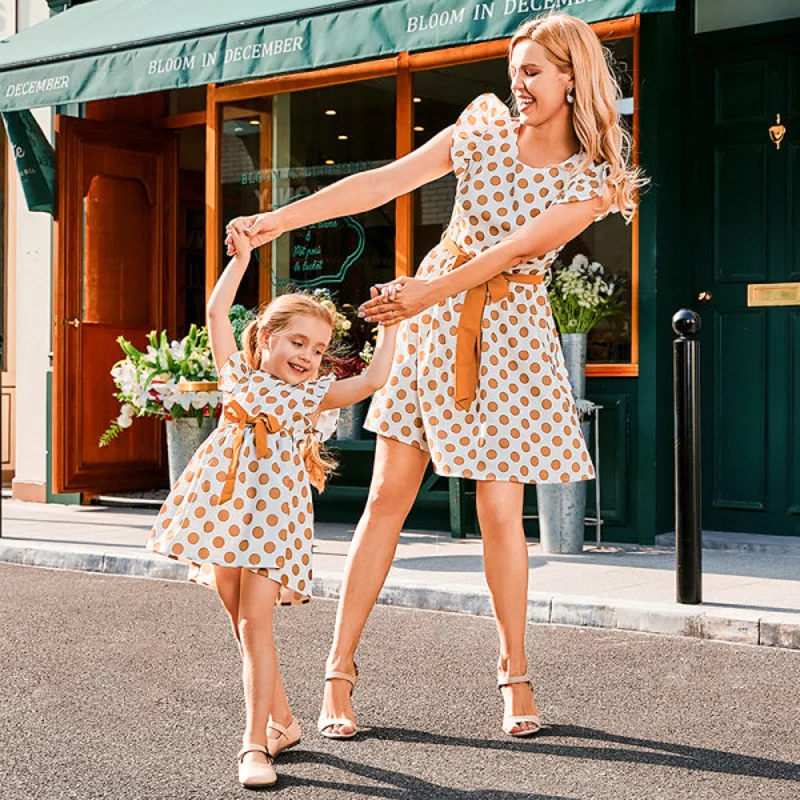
[190, 391, 219, 410]
[170, 340, 184, 360]
[117, 412, 133, 428]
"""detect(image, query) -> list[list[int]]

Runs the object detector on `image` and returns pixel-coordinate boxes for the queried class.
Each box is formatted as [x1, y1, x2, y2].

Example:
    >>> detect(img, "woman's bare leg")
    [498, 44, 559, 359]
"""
[475, 480, 539, 734]
[237, 570, 281, 765]
[320, 435, 430, 735]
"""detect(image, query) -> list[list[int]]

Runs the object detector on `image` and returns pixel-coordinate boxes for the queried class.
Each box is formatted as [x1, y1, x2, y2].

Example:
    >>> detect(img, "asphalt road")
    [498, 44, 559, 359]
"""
[1, 563, 798, 800]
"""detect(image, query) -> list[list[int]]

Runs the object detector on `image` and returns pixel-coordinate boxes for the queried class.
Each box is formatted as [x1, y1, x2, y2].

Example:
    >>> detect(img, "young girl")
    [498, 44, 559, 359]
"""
[147, 227, 397, 787]
[227, 13, 643, 741]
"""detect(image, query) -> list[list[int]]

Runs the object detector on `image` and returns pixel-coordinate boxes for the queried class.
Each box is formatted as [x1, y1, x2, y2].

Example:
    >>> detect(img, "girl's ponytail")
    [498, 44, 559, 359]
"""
[299, 433, 337, 493]
[242, 319, 261, 370]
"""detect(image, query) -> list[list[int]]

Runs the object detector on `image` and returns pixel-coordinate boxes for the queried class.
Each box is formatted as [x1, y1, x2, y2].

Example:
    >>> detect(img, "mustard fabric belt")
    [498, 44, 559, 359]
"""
[219, 400, 282, 504]
[441, 234, 545, 412]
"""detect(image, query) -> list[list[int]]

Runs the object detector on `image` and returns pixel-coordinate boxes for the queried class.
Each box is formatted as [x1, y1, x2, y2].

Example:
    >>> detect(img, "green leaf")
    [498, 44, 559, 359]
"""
[98, 420, 124, 447]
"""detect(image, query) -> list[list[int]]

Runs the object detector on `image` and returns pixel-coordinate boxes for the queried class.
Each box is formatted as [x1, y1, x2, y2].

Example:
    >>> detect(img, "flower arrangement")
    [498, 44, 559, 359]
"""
[545, 253, 621, 335]
[99, 325, 221, 447]
[311, 288, 375, 380]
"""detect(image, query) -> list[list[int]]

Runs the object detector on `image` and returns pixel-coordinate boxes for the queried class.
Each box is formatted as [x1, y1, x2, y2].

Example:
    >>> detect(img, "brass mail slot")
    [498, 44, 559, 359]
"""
[747, 282, 800, 307]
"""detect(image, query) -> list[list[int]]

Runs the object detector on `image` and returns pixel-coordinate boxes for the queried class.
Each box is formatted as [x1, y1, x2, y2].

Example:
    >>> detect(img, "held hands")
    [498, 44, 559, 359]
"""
[358, 277, 434, 323]
[227, 226, 253, 267]
[225, 211, 286, 256]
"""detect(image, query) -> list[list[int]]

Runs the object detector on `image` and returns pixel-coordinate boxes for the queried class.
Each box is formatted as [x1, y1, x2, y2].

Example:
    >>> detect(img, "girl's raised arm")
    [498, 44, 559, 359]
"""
[316, 316, 398, 413]
[207, 229, 253, 372]
[227, 125, 455, 253]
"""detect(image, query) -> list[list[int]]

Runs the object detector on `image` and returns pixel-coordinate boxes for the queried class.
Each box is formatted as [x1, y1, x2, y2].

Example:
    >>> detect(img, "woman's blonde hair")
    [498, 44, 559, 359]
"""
[241, 292, 337, 492]
[509, 14, 646, 221]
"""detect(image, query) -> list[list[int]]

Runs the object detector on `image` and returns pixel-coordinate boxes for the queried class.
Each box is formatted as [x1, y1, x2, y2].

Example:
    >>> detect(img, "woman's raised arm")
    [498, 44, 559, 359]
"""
[227, 125, 455, 252]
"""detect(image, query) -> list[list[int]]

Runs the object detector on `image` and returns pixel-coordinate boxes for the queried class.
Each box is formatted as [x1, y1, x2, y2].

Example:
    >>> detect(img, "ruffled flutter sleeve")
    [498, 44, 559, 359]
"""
[217, 351, 251, 393]
[555, 162, 615, 220]
[303, 374, 338, 441]
[302, 374, 335, 414]
[450, 93, 510, 179]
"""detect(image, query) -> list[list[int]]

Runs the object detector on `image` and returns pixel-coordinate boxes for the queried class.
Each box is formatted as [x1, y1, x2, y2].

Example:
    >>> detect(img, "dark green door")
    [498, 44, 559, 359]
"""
[693, 30, 800, 536]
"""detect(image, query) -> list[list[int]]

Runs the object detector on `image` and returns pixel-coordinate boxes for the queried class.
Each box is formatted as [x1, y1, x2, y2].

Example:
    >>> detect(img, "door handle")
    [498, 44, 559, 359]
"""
[697, 292, 712, 302]
[63, 318, 81, 327]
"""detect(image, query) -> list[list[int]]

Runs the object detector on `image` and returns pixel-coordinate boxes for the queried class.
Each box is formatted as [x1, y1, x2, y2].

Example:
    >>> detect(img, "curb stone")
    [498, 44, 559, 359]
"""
[2, 541, 798, 651]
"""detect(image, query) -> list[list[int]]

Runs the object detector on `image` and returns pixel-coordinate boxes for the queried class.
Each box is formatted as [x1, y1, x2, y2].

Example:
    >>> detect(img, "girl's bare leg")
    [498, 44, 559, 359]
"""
[237, 570, 281, 765]
[475, 480, 539, 734]
[321, 435, 430, 735]
[214, 565, 292, 735]
[214, 565, 243, 655]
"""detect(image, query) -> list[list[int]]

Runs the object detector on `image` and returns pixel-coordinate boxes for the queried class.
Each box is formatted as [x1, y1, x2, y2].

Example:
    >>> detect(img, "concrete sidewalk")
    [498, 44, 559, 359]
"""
[2, 498, 799, 649]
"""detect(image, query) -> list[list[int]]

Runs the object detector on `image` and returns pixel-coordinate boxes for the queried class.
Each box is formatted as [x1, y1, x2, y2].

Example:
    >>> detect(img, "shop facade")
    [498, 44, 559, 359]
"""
[2, 0, 798, 541]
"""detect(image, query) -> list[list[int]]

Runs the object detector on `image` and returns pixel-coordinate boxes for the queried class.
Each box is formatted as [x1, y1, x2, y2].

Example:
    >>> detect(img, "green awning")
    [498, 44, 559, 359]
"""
[1, 110, 56, 213]
[0, 0, 674, 112]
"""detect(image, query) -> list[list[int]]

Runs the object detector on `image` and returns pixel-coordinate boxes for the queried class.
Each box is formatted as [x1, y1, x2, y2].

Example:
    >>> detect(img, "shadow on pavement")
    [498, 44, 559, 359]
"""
[343, 725, 800, 782]
[279, 749, 574, 799]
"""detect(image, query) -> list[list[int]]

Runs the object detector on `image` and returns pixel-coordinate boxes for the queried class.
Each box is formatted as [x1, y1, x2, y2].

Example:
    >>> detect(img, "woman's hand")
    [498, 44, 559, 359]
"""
[225, 210, 286, 255]
[358, 277, 437, 323]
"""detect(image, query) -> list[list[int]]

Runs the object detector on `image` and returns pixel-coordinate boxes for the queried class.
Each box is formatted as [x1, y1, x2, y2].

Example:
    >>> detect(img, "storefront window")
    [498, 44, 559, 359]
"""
[410, 37, 636, 365]
[220, 77, 396, 353]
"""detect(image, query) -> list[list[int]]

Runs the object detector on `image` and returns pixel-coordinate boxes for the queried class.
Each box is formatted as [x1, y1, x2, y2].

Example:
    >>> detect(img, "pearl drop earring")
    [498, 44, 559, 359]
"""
[566, 87, 575, 104]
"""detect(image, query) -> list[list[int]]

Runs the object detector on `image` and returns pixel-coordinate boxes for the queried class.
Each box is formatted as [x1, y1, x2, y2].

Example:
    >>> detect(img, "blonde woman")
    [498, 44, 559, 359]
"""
[228, 13, 642, 739]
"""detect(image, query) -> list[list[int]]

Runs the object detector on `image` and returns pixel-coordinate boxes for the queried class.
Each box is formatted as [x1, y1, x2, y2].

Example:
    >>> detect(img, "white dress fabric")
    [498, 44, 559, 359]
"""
[364, 93, 614, 484]
[148, 351, 334, 600]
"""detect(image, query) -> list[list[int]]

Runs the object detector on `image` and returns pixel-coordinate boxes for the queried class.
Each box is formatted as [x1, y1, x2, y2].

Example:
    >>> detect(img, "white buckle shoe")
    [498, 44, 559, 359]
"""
[237, 743, 277, 787]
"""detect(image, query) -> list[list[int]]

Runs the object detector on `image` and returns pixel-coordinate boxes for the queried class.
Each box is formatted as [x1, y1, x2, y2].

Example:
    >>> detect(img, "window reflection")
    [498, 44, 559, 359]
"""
[221, 78, 396, 354]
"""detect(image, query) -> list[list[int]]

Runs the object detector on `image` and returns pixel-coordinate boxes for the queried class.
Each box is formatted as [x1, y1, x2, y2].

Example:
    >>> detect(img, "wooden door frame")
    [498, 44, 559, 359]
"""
[53, 115, 178, 492]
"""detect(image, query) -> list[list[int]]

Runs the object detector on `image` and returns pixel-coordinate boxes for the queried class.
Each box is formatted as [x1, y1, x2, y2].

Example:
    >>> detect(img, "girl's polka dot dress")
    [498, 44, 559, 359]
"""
[365, 93, 614, 484]
[148, 351, 334, 602]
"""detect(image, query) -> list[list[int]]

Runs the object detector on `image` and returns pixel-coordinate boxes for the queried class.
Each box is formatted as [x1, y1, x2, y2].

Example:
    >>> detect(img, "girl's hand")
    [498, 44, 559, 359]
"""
[225, 210, 286, 254]
[227, 226, 252, 267]
[358, 277, 435, 323]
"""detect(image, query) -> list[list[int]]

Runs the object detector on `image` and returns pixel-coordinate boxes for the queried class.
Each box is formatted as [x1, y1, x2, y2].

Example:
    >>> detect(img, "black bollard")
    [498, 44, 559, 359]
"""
[672, 310, 702, 604]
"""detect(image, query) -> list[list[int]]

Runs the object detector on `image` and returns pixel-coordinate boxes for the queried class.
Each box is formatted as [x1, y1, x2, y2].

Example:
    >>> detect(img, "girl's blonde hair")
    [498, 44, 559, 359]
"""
[509, 14, 646, 221]
[241, 292, 337, 492]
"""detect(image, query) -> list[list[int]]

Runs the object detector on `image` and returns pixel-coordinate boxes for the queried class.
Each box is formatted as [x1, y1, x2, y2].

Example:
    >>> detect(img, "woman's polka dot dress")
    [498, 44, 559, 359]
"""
[147, 351, 334, 601]
[364, 93, 615, 484]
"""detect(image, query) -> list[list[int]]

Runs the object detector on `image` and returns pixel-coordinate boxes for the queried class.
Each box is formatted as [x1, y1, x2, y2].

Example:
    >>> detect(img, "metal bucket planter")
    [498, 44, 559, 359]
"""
[165, 380, 221, 485]
[536, 333, 589, 554]
[166, 416, 218, 486]
[336, 398, 369, 440]
[537, 418, 593, 554]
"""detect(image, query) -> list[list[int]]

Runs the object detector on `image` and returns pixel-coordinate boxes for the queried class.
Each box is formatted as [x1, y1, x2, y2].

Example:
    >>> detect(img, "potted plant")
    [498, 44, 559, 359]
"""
[537, 254, 621, 554]
[99, 325, 221, 484]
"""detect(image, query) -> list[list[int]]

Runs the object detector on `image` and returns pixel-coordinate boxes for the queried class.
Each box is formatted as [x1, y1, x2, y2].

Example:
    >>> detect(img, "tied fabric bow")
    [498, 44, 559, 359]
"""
[442, 234, 544, 411]
[219, 400, 282, 504]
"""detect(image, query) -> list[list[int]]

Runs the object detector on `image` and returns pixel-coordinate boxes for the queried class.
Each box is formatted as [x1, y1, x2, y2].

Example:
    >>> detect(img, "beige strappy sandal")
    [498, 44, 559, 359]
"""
[317, 666, 359, 739]
[237, 743, 277, 787]
[267, 716, 301, 757]
[498, 674, 542, 737]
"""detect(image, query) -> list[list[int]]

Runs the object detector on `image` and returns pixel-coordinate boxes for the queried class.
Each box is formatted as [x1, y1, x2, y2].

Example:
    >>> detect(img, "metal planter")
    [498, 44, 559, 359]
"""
[165, 416, 217, 486]
[536, 333, 589, 554]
